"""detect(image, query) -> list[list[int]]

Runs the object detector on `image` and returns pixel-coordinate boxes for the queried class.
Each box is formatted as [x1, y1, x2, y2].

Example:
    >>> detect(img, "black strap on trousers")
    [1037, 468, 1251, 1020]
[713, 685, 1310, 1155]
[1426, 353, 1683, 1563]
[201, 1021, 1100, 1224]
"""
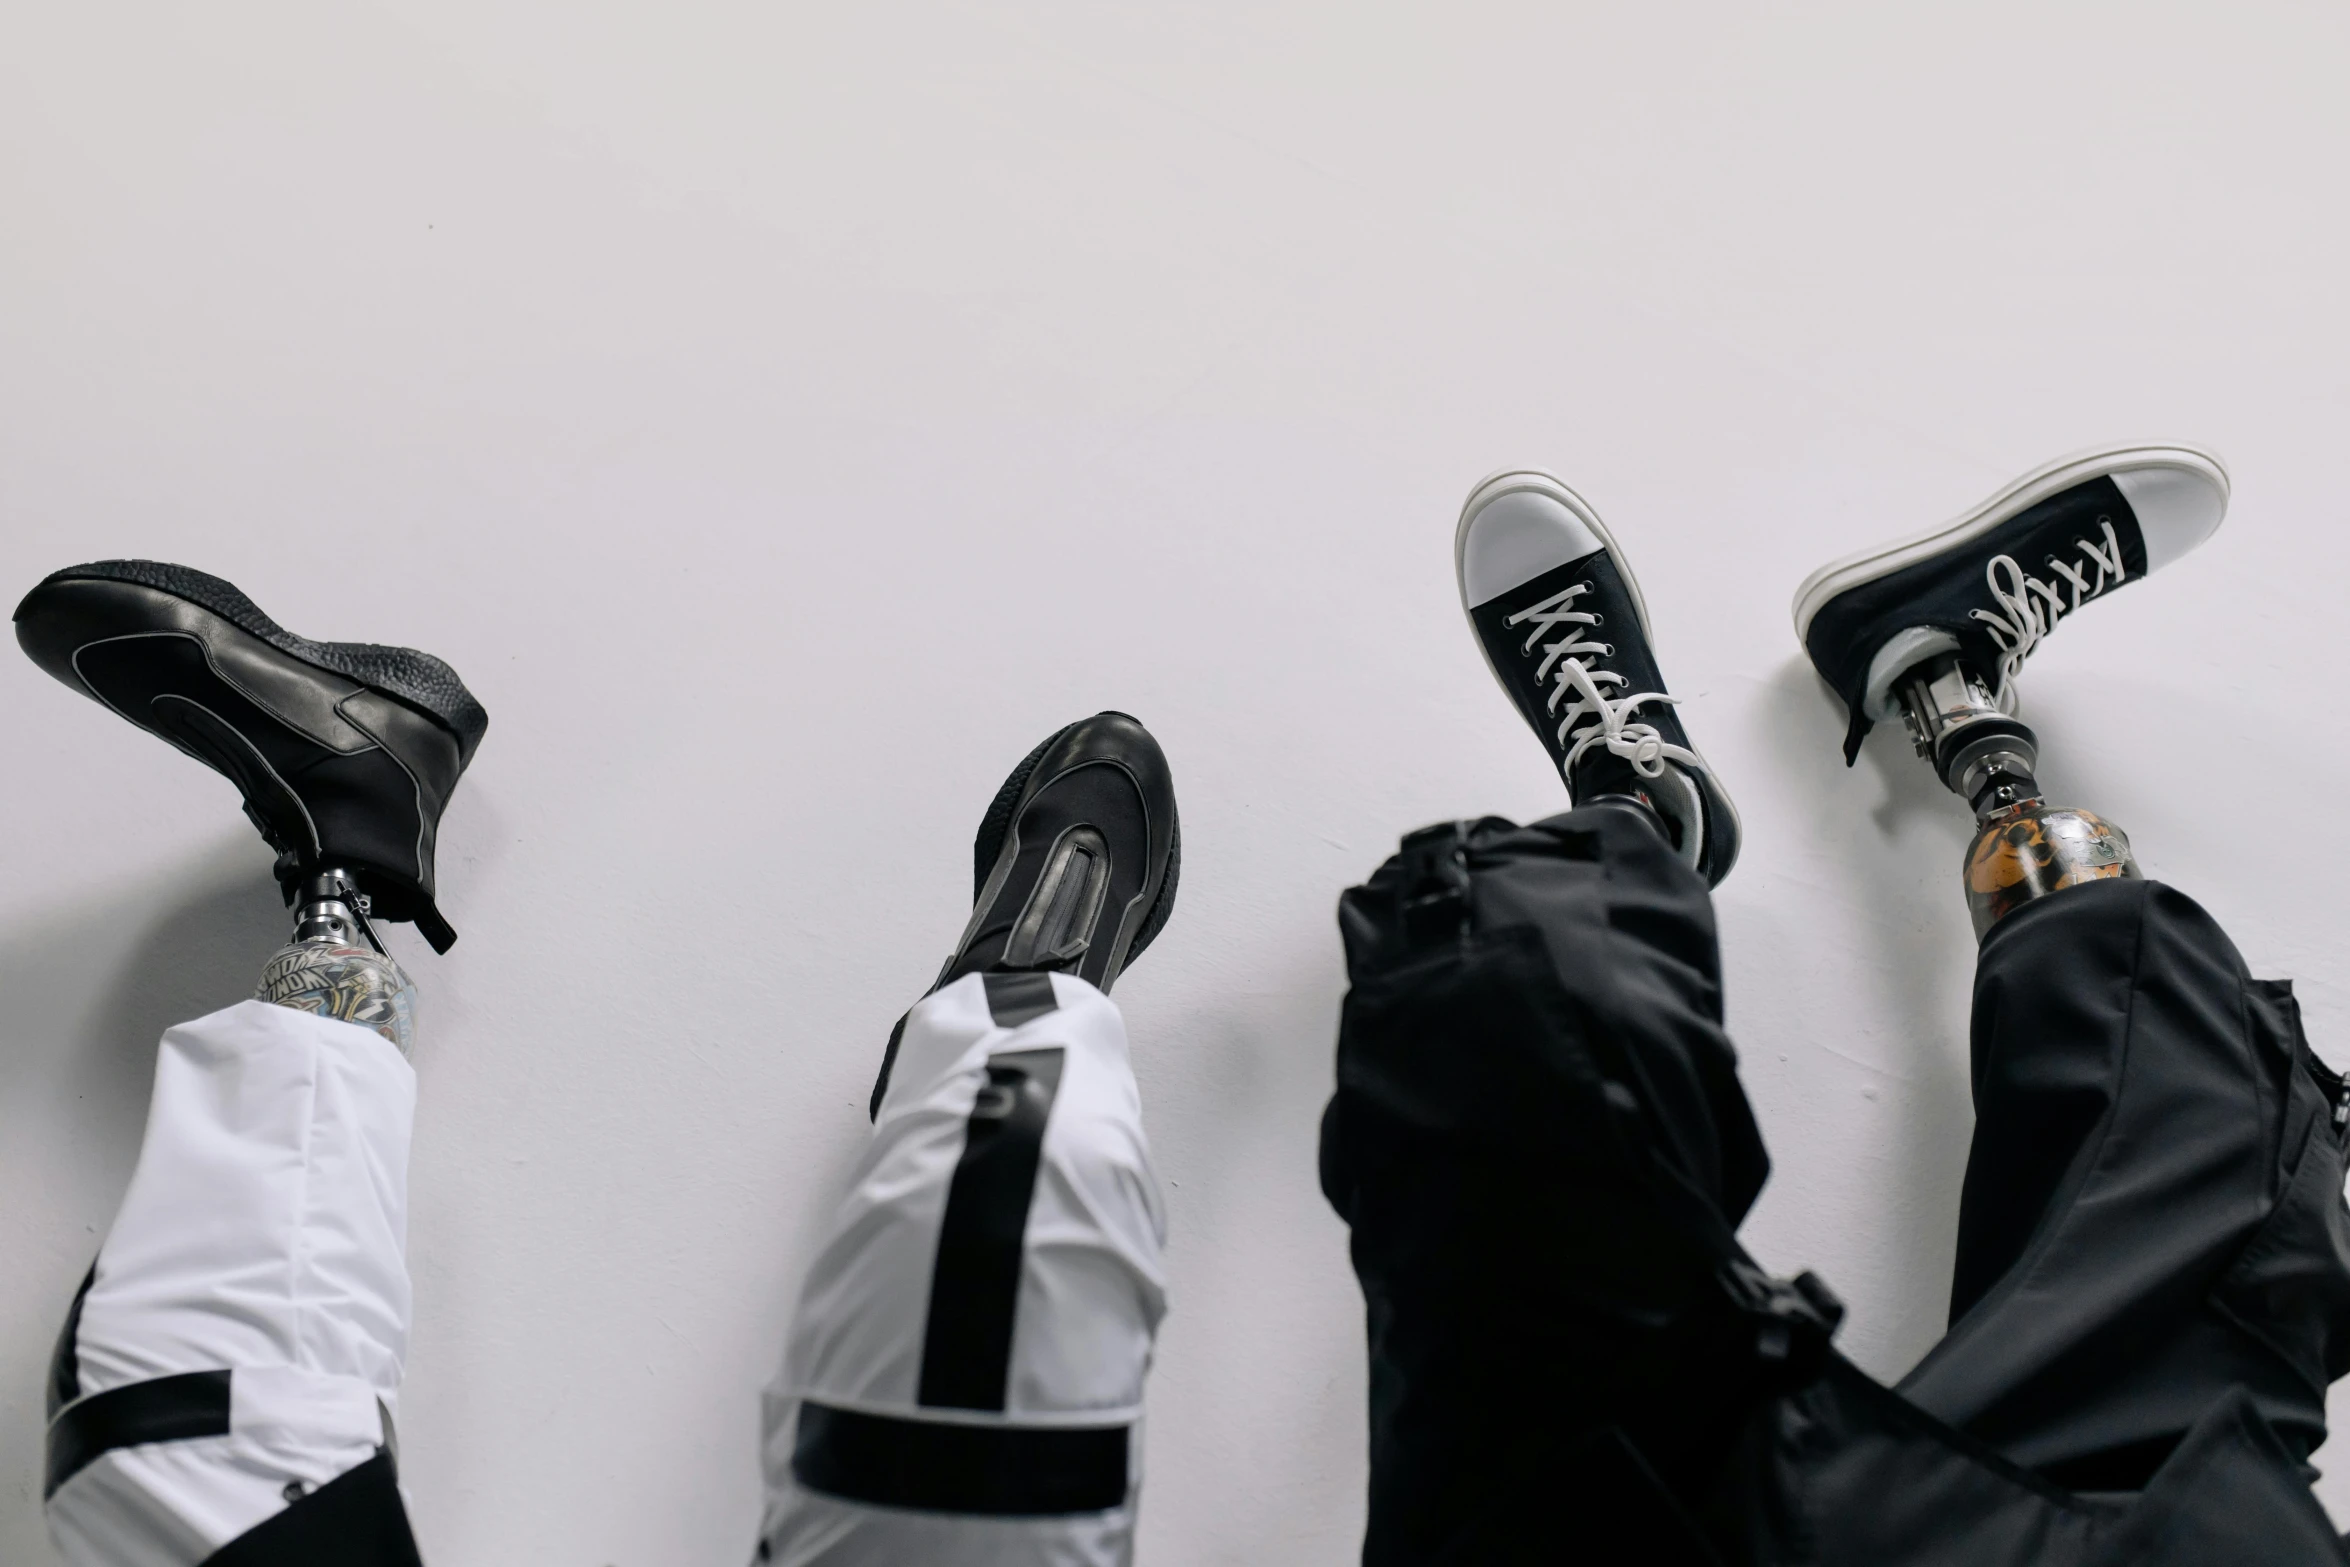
[797, 970, 1133, 1521]
[47, 1370, 233, 1498]
[46, 1276, 420, 1564]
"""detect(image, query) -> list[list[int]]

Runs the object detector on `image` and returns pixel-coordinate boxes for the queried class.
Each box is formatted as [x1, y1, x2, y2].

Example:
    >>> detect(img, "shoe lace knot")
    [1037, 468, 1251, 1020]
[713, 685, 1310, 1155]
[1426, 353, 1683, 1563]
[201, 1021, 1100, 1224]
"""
[1504, 582, 1695, 780]
[1969, 516, 2128, 700]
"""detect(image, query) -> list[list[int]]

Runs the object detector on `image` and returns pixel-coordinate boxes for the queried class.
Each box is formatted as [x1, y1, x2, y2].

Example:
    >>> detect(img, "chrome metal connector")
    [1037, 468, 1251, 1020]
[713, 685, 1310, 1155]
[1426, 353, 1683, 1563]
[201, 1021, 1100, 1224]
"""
[289, 868, 385, 953]
[1894, 655, 2040, 818]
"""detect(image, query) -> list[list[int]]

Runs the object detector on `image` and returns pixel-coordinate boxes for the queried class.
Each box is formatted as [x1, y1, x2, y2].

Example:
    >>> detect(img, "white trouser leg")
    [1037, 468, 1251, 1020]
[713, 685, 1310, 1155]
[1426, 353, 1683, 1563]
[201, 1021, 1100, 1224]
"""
[45, 1000, 414, 1567]
[758, 971, 1168, 1567]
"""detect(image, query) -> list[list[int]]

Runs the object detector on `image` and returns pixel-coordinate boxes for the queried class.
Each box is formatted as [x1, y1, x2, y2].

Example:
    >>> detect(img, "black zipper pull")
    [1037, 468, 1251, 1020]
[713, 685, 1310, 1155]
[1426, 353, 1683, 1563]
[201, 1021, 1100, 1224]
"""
[348, 887, 388, 958]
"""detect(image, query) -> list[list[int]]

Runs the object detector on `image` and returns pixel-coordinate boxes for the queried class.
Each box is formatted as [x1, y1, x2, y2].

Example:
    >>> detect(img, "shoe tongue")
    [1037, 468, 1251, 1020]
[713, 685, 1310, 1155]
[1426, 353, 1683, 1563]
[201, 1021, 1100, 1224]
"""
[1928, 478, 2147, 697]
[1572, 551, 1663, 691]
[1490, 552, 1652, 680]
[1978, 476, 2146, 598]
[1472, 550, 1692, 768]
[1569, 748, 1648, 802]
[1571, 751, 1700, 863]
[1564, 554, 1691, 759]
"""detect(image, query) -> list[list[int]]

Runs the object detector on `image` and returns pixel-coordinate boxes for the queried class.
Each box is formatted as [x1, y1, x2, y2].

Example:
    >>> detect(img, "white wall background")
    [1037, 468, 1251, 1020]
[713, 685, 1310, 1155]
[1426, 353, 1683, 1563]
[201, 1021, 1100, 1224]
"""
[4, 2, 2347, 1560]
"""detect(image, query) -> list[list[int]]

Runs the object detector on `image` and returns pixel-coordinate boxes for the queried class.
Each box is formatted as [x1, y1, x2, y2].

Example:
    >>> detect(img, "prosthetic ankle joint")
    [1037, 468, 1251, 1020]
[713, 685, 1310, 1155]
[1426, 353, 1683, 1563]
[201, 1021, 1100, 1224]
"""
[289, 869, 387, 954]
[1893, 655, 2040, 820]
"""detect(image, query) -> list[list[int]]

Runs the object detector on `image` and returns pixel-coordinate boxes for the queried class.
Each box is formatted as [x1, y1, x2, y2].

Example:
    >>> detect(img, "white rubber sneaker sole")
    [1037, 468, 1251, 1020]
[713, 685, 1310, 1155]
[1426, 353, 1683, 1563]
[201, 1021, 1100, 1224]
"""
[1788, 441, 2230, 641]
[1455, 468, 1742, 872]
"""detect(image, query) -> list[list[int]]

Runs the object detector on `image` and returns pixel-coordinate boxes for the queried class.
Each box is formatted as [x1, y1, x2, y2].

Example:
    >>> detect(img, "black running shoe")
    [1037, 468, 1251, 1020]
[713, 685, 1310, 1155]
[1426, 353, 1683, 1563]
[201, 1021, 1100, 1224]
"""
[938, 710, 1179, 994]
[15, 561, 488, 951]
[1794, 444, 2228, 764]
[870, 712, 1179, 1114]
[1456, 469, 1741, 887]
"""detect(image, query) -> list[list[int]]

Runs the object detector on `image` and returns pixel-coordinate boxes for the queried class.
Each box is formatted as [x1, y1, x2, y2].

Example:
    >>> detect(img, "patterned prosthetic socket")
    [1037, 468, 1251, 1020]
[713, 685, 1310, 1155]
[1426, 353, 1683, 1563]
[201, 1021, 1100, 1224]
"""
[255, 872, 415, 1056]
[1961, 805, 2139, 939]
[1894, 655, 2140, 938]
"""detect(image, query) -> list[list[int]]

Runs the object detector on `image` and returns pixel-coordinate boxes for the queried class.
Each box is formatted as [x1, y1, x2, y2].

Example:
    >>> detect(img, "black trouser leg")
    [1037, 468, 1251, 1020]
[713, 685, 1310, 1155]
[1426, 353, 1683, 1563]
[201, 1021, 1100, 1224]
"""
[1322, 817, 2350, 1565]
[1318, 809, 1814, 1565]
[1899, 877, 2350, 1486]
[1797, 877, 2350, 1564]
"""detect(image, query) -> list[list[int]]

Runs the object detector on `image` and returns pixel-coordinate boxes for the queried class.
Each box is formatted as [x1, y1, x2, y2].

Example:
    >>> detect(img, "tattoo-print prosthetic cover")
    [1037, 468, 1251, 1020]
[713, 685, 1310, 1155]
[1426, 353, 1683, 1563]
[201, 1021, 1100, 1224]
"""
[1963, 803, 2139, 939]
[255, 943, 416, 1056]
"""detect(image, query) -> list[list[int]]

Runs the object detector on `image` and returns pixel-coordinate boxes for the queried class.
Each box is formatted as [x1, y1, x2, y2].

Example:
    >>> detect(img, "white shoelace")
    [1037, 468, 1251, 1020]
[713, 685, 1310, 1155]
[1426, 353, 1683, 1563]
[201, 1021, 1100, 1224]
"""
[1969, 517, 2128, 701]
[1504, 582, 1695, 778]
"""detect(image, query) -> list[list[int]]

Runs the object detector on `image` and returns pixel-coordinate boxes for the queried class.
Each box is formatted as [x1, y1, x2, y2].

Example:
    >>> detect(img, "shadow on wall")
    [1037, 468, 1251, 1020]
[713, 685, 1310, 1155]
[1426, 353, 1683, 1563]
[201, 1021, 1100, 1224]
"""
[32, 837, 290, 1160]
[0, 834, 286, 1553]
[96, 850, 290, 1107]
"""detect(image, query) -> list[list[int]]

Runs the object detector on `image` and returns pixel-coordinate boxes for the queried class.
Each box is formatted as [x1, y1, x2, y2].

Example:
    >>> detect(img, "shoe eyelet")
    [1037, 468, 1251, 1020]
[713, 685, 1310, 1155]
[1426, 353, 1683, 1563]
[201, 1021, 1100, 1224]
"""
[1590, 612, 1605, 625]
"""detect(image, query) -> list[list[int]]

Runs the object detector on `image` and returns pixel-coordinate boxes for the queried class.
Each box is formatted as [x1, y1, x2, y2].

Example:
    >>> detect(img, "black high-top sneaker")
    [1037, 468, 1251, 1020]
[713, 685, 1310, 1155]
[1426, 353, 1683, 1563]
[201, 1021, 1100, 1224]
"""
[869, 711, 1179, 1114]
[1456, 469, 1741, 886]
[1794, 443, 2228, 765]
[15, 561, 488, 951]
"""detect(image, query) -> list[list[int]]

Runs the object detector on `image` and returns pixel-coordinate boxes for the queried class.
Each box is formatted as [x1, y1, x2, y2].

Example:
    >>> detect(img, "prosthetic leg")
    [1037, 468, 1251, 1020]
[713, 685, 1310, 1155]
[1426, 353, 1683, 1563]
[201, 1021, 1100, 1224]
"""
[18, 558, 488, 1564]
[1776, 446, 2350, 1560]
[46, 876, 424, 1567]
[1790, 446, 2229, 934]
[1891, 654, 2139, 937]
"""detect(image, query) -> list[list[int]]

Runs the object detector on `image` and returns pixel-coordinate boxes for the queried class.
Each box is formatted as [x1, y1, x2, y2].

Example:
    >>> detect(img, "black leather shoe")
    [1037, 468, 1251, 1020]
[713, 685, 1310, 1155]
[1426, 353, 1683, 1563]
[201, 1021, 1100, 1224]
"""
[869, 712, 1179, 1115]
[15, 560, 487, 951]
[940, 710, 1179, 993]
